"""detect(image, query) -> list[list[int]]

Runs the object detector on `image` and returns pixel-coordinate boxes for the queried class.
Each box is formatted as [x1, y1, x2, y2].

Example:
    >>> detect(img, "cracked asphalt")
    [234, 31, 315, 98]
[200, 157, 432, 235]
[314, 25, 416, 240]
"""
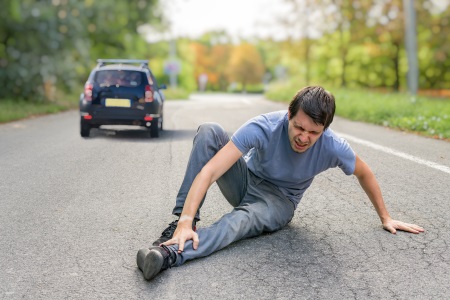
[0, 93, 448, 299]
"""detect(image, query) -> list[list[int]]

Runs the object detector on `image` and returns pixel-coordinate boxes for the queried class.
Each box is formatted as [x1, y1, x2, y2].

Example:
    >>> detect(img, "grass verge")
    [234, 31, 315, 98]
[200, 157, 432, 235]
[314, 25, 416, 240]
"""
[265, 83, 450, 141]
[162, 87, 192, 100]
[0, 98, 79, 123]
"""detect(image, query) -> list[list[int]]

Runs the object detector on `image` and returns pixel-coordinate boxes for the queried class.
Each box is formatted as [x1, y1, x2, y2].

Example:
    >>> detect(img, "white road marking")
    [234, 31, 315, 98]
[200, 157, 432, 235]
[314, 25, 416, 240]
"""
[338, 133, 450, 175]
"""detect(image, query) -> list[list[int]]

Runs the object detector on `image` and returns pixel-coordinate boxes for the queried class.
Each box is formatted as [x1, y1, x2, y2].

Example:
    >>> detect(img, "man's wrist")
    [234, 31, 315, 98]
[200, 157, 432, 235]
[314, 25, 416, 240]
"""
[179, 215, 194, 223]
[380, 214, 392, 224]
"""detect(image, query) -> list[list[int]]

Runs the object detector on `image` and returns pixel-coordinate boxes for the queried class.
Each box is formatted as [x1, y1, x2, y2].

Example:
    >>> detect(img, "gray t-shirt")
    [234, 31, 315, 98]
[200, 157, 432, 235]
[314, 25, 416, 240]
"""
[231, 110, 356, 207]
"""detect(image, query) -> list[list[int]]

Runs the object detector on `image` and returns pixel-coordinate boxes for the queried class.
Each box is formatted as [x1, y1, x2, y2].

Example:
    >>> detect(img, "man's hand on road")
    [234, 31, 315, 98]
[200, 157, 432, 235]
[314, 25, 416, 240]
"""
[382, 218, 425, 234]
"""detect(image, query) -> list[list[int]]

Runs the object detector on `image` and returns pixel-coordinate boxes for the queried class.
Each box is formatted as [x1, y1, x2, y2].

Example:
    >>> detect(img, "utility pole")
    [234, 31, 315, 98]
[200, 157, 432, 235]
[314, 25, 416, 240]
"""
[403, 0, 418, 98]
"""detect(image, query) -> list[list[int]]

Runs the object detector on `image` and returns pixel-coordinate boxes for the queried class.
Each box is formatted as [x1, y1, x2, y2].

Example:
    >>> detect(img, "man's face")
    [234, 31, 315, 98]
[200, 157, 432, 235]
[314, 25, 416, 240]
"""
[288, 109, 325, 153]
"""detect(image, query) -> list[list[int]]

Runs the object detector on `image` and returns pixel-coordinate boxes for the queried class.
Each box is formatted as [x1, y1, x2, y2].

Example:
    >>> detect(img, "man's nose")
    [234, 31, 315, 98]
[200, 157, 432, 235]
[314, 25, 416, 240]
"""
[299, 132, 309, 142]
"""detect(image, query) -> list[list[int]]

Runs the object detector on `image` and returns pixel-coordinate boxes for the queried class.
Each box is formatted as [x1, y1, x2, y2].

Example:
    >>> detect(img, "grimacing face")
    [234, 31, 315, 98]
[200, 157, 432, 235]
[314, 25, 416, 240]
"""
[288, 109, 325, 153]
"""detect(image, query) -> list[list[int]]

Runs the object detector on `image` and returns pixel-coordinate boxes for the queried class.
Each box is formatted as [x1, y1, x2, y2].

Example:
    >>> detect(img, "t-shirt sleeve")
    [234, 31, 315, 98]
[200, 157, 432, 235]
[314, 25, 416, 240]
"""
[335, 136, 356, 175]
[231, 117, 268, 154]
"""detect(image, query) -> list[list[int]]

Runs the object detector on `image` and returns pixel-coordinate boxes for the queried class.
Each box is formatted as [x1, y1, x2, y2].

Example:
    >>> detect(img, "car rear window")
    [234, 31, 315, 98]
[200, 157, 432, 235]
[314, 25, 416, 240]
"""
[95, 70, 143, 87]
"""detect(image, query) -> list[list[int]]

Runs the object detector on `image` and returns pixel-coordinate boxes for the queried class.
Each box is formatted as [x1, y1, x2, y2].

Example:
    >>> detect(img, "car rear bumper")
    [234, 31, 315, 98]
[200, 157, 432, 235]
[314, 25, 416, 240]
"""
[80, 105, 161, 126]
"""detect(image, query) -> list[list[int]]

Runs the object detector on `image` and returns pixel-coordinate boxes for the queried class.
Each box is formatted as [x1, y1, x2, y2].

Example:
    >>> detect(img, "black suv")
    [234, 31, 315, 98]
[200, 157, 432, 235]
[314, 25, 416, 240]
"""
[79, 59, 166, 138]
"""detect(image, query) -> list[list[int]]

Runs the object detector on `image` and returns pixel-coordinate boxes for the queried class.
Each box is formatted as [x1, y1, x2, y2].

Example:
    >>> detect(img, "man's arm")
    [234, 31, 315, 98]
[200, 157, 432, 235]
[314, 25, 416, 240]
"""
[162, 140, 244, 252]
[353, 155, 424, 234]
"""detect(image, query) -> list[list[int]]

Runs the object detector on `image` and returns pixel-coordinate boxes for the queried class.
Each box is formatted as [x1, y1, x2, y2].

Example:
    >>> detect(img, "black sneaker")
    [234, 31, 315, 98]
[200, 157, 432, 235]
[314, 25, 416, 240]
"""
[136, 245, 177, 280]
[152, 219, 197, 246]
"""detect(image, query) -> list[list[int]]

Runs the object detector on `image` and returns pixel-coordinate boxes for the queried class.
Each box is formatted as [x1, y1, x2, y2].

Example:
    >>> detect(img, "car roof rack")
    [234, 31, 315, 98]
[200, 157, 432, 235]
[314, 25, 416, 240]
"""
[96, 59, 149, 68]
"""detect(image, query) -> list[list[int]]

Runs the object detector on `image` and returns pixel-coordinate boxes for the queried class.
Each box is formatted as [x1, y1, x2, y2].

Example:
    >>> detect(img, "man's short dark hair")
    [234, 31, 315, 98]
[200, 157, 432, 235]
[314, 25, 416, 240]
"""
[288, 86, 336, 129]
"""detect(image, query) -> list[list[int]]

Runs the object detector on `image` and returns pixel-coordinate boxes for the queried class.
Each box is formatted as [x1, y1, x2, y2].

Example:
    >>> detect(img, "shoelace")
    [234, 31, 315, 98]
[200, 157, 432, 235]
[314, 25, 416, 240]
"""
[160, 221, 178, 237]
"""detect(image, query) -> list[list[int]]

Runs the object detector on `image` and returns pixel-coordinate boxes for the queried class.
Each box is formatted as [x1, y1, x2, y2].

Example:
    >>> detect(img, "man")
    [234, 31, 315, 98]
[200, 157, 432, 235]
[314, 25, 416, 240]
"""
[137, 86, 424, 281]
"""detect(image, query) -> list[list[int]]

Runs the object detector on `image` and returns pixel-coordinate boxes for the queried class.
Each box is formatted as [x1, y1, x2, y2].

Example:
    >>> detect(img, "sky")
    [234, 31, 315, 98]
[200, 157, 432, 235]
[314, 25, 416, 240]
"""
[143, 0, 450, 43]
[143, 0, 291, 42]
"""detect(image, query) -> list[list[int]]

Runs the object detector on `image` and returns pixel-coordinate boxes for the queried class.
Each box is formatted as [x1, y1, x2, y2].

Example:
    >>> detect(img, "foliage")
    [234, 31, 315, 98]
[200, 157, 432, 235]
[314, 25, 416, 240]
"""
[264, 81, 304, 102]
[274, 0, 450, 91]
[0, 0, 162, 101]
[185, 34, 266, 92]
[188, 31, 233, 91]
[173, 39, 198, 92]
[226, 43, 265, 92]
[162, 87, 191, 100]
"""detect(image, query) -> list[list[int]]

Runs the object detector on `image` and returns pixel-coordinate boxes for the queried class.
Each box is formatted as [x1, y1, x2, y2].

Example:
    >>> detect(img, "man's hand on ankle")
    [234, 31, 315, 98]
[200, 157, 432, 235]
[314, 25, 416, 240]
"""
[163, 215, 199, 253]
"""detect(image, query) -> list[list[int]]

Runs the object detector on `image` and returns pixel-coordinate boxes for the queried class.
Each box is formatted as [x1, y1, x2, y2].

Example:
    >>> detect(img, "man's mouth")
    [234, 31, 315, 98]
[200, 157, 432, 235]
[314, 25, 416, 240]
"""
[295, 139, 309, 150]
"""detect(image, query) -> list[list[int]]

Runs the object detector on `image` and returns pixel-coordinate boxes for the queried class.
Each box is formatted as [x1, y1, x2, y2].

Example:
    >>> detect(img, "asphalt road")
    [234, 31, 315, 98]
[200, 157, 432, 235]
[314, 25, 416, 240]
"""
[1, 93, 449, 299]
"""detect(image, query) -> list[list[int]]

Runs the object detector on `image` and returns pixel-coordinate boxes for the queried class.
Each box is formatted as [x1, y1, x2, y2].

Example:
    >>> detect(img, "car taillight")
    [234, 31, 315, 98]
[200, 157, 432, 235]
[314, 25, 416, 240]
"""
[84, 83, 93, 101]
[145, 85, 154, 102]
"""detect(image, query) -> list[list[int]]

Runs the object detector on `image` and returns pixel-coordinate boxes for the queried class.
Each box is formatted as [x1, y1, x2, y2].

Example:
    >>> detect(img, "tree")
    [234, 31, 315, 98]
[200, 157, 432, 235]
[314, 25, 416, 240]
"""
[280, 0, 321, 85]
[0, 0, 163, 101]
[416, 1, 450, 89]
[190, 31, 233, 91]
[226, 43, 265, 92]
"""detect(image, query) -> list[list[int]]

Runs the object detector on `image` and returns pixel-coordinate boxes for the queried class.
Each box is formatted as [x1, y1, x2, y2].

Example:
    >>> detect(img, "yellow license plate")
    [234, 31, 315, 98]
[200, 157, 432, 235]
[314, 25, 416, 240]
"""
[105, 98, 131, 107]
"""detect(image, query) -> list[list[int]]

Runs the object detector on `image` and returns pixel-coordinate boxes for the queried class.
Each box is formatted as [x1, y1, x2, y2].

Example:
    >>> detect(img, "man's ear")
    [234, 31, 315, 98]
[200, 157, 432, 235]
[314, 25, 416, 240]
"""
[287, 111, 291, 119]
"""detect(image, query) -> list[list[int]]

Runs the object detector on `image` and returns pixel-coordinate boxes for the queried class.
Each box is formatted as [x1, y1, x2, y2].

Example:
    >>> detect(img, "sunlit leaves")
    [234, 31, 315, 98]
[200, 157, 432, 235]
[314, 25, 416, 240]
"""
[227, 43, 265, 91]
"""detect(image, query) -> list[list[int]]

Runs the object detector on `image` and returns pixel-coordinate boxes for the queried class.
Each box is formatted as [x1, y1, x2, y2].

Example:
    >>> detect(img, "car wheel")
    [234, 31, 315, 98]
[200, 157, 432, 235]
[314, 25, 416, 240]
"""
[80, 120, 91, 137]
[150, 118, 159, 138]
[160, 114, 163, 131]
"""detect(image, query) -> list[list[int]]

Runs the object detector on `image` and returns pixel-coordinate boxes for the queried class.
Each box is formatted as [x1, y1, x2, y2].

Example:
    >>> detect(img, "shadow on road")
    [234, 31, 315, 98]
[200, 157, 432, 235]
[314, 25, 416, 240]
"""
[84, 127, 198, 142]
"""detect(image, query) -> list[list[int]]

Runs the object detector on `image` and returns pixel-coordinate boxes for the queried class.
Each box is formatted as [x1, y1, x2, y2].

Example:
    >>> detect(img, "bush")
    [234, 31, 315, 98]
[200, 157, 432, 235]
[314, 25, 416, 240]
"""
[163, 87, 192, 100]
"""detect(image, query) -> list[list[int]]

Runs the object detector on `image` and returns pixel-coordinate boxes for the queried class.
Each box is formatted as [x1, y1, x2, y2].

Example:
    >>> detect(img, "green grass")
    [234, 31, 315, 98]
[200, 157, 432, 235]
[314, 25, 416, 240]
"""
[332, 88, 450, 140]
[0, 97, 79, 123]
[265, 83, 450, 140]
[162, 87, 192, 100]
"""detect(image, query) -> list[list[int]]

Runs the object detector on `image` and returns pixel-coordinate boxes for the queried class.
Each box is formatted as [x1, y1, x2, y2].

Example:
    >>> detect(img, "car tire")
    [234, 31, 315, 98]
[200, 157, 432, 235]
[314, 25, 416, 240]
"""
[80, 120, 91, 137]
[150, 118, 159, 138]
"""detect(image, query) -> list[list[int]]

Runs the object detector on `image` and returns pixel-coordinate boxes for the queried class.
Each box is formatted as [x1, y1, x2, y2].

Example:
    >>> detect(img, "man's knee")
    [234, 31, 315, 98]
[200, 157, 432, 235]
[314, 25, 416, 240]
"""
[263, 202, 294, 232]
[195, 122, 229, 145]
[197, 122, 225, 135]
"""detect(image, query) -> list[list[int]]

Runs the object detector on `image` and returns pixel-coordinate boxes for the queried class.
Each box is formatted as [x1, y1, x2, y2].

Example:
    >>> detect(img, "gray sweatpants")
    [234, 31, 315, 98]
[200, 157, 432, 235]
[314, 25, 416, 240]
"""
[169, 123, 295, 266]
